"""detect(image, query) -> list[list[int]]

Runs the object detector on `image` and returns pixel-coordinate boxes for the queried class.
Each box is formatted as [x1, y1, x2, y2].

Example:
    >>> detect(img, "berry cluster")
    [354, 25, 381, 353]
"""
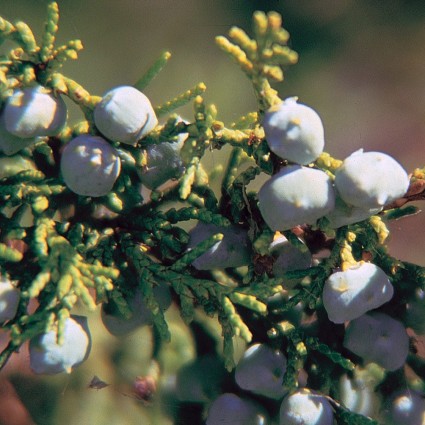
[259, 97, 409, 231]
[0, 26, 183, 378]
[183, 343, 334, 425]
[260, 97, 412, 376]
[0, 81, 182, 198]
[172, 81, 419, 425]
[0, 83, 163, 372]
[0, 84, 67, 155]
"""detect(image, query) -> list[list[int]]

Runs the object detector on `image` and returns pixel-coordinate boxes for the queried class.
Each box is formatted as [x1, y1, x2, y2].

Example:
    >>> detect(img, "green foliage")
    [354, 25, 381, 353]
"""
[334, 407, 380, 425]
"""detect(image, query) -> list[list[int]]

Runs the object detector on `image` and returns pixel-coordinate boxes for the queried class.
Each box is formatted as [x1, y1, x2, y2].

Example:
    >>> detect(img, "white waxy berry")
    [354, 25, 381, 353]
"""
[339, 366, 382, 419]
[60, 135, 121, 197]
[188, 223, 251, 270]
[206, 393, 268, 425]
[323, 262, 394, 324]
[0, 114, 39, 155]
[3, 84, 67, 138]
[386, 390, 425, 425]
[29, 315, 91, 374]
[270, 235, 312, 277]
[235, 343, 288, 399]
[343, 312, 409, 371]
[279, 388, 334, 425]
[101, 282, 171, 336]
[325, 195, 383, 228]
[335, 150, 409, 209]
[0, 278, 20, 322]
[263, 97, 324, 165]
[94, 85, 157, 145]
[258, 165, 335, 231]
[138, 130, 187, 189]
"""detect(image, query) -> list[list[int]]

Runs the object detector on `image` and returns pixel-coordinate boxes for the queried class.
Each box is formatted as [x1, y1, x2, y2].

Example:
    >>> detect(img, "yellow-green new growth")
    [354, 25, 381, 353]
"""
[40, 1, 60, 62]
[134, 50, 172, 91]
[26, 218, 119, 311]
[216, 10, 298, 112]
[369, 215, 389, 245]
[0, 243, 23, 262]
[0, 17, 38, 58]
[230, 292, 267, 314]
[155, 82, 207, 117]
[47, 39, 84, 71]
[222, 295, 252, 343]
[14, 21, 38, 56]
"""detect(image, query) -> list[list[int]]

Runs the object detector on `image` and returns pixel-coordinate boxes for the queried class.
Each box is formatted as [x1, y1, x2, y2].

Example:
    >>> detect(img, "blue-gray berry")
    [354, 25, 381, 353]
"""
[29, 315, 91, 374]
[258, 165, 335, 231]
[60, 135, 121, 197]
[206, 393, 268, 425]
[263, 97, 324, 165]
[279, 389, 334, 425]
[0, 278, 20, 323]
[323, 262, 394, 324]
[94, 85, 157, 145]
[3, 84, 67, 138]
[235, 343, 288, 399]
[343, 312, 409, 371]
[335, 150, 409, 209]
[138, 130, 187, 189]
[188, 223, 251, 270]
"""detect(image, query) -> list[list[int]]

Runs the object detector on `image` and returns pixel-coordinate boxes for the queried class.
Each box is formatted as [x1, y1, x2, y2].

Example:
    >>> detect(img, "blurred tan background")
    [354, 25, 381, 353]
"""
[1, 1, 425, 424]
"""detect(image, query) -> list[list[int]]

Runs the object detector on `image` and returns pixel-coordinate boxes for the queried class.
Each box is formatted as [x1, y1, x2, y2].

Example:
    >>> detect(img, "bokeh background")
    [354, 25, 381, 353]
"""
[1, 0, 425, 424]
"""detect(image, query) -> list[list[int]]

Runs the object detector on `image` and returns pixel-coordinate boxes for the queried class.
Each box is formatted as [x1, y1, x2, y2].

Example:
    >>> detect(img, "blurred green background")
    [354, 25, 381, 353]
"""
[1, 1, 425, 424]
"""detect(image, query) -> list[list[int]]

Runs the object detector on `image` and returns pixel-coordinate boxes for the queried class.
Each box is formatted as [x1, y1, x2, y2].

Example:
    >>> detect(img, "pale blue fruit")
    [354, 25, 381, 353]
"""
[29, 315, 91, 374]
[235, 343, 288, 399]
[60, 135, 121, 197]
[206, 393, 268, 425]
[94, 86, 157, 145]
[101, 282, 171, 336]
[343, 312, 409, 371]
[386, 390, 425, 425]
[3, 84, 67, 138]
[0, 114, 38, 155]
[0, 278, 20, 322]
[325, 195, 382, 228]
[339, 368, 382, 419]
[258, 165, 335, 231]
[323, 262, 394, 323]
[138, 131, 187, 189]
[187, 223, 251, 270]
[335, 150, 409, 209]
[279, 388, 334, 425]
[270, 235, 312, 277]
[263, 97, 325, 165]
